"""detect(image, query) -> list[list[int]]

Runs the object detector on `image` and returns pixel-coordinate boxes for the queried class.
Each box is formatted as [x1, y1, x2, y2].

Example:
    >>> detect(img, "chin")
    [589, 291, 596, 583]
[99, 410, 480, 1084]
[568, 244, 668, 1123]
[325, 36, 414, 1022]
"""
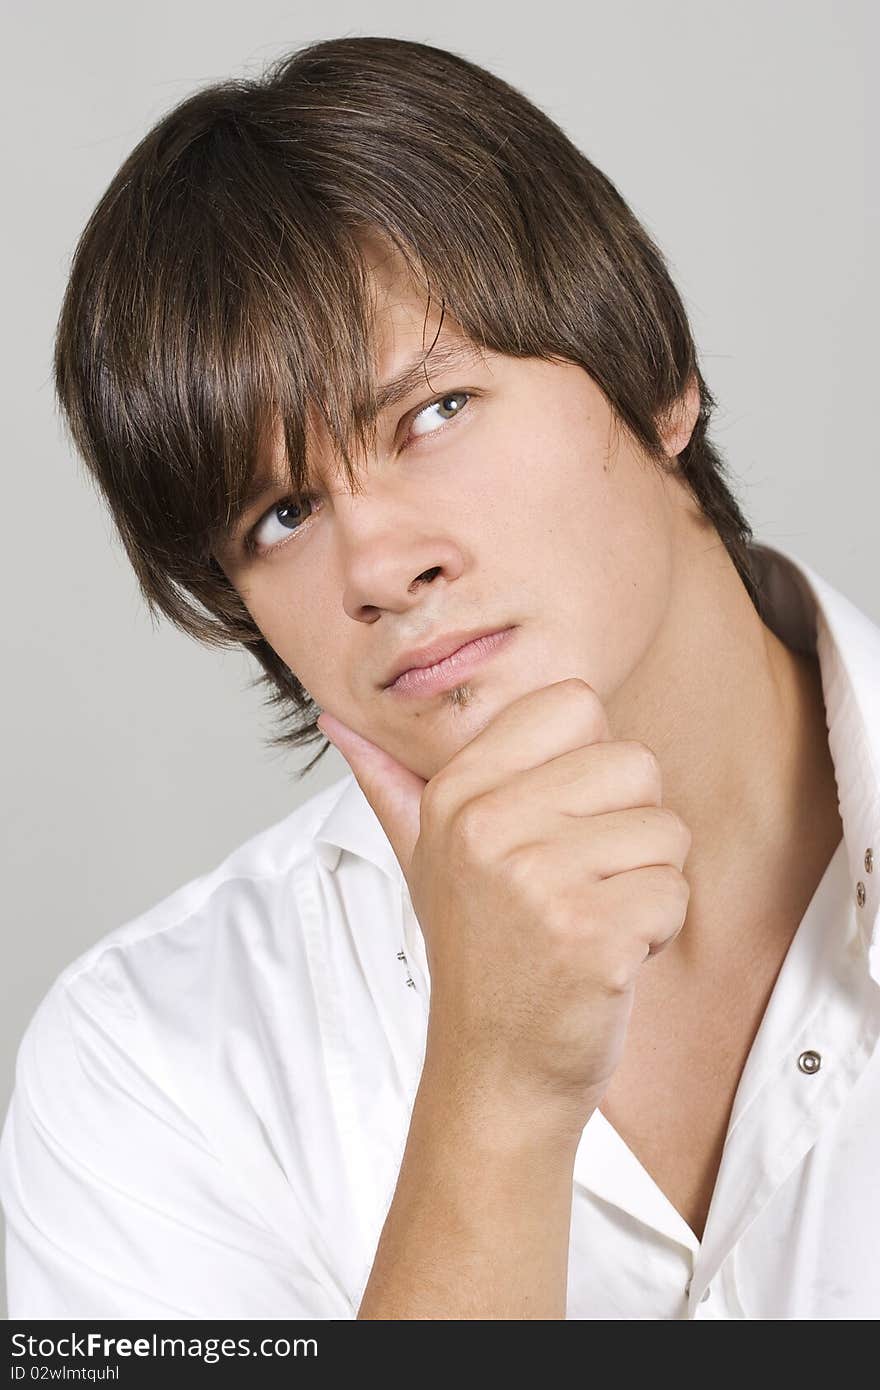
[440, 680, 477, 711]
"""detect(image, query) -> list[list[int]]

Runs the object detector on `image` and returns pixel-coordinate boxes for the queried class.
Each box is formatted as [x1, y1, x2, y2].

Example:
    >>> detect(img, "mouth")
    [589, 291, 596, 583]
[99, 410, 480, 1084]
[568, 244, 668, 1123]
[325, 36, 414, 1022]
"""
[384, 626, 517, 699]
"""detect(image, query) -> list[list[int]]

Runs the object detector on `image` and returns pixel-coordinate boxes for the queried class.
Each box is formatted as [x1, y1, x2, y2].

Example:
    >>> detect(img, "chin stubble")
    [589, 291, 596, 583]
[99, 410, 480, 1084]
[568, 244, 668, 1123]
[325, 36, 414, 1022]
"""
[443, 680, 475, 711]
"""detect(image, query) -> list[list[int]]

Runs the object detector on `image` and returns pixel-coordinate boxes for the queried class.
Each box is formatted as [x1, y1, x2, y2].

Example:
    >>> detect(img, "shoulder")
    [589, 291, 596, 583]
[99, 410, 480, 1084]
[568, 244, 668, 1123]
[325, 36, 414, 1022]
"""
[10, 773, 358, 1095]
[57, 773, 350, 982]
[0, 773, 397, 1317]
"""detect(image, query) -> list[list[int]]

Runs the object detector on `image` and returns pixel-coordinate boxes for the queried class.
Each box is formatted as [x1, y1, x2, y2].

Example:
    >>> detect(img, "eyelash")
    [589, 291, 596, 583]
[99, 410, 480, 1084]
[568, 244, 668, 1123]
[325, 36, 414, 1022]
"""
[242, 389, 474, 558]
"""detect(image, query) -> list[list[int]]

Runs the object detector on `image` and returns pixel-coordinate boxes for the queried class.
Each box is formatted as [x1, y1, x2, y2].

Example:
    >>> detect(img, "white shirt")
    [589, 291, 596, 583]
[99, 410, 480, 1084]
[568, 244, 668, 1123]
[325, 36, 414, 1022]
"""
[2, 538, 878, 1320]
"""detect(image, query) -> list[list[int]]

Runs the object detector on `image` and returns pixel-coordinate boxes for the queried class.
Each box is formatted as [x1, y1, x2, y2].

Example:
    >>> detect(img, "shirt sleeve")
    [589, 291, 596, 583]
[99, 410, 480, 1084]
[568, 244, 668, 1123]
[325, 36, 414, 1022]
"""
[0, 967, 358, 1320]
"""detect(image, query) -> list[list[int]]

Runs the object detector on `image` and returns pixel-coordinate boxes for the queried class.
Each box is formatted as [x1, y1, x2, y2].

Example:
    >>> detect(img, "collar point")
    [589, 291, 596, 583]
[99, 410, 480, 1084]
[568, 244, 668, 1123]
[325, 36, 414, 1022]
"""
[315, 840, 343, 872]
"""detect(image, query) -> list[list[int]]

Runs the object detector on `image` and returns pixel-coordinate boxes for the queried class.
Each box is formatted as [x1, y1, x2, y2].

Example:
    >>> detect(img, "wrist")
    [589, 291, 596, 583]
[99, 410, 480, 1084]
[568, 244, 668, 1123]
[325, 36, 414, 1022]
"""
[414, 1049, 592, 1161]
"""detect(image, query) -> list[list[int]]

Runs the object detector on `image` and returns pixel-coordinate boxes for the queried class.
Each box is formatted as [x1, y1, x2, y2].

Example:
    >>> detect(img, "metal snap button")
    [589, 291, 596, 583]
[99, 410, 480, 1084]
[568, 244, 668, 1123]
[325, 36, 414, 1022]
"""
[857, 882, 866, 908]
[798, 1050, 822, 1074]
[865, 848, 873, 874]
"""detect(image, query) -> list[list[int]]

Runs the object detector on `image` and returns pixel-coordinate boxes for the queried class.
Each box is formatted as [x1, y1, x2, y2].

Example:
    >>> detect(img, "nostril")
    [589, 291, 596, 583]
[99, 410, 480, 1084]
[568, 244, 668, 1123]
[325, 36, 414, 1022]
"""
[411, 566, 441, 590]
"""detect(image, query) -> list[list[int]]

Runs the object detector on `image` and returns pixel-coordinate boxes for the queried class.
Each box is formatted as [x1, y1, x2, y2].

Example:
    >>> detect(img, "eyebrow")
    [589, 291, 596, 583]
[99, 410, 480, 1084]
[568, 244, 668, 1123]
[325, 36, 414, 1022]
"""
[221, 339, 489, 540]
[372, 338, 488, 414]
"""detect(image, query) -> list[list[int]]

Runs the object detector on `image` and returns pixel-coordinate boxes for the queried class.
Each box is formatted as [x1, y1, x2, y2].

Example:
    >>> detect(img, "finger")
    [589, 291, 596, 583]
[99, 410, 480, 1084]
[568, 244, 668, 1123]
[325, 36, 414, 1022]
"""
[508, 807, 693, 885]
[499, 739, 664, 817]
[317, 711, 426, 873]
[429, 678, 613, 812]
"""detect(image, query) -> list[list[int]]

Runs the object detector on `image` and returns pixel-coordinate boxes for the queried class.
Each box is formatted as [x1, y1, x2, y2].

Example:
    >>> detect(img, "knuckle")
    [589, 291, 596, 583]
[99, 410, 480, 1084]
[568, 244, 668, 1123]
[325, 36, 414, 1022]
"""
[452, 793, 498, 850]
[653, 864, 691, 901]
[558, 676, 602, 711]
[626, 739, 662, 788]
[655, 804, 685, 835]
[678, 817, 694, 855]
[598, 956, 637, 996]
[505, 843, 542, 889]
[658, 807, 693, 856]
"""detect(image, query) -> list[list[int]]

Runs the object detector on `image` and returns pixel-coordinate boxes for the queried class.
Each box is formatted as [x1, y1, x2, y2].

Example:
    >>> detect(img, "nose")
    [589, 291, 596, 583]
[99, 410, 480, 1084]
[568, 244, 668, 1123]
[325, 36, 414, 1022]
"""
[410, 566, 442, 591]
[337, 506, 466, 620]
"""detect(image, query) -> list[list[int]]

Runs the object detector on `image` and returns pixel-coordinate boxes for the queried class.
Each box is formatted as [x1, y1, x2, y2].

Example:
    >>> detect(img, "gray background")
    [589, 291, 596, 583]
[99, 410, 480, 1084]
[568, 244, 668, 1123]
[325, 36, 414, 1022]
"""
[1, 0, 876, 1320]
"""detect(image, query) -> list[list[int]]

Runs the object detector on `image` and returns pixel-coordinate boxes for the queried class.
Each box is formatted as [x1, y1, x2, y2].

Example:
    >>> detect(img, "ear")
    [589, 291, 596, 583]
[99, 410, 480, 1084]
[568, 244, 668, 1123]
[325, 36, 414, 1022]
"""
[657, 372, 701, 459]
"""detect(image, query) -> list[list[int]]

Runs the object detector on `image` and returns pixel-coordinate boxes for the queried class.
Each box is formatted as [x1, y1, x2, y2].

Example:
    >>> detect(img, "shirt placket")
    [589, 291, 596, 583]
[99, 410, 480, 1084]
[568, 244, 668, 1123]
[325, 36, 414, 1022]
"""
[689, 932, 880, 1315]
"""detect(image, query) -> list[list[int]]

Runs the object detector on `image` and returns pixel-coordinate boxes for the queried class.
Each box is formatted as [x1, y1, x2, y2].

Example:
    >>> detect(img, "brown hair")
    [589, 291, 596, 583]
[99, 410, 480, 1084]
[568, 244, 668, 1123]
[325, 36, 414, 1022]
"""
[53, 34, 764, 780]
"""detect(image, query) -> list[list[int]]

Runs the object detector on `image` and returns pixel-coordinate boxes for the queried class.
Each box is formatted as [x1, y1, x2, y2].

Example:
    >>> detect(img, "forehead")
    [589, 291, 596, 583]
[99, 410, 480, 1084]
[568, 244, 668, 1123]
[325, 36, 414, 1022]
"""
[359, 228, 422, 302]
[245, 242, 492, 499]
[358, 230, 451, 372]
[210, 230, 506, 569]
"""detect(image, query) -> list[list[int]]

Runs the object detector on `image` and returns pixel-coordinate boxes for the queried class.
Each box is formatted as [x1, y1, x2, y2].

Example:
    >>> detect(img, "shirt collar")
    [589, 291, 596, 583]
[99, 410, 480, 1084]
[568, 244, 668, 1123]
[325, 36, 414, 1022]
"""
[748, 538, 879, 980]
[313, 770, 404, 884]
[312, 539, 880, 981]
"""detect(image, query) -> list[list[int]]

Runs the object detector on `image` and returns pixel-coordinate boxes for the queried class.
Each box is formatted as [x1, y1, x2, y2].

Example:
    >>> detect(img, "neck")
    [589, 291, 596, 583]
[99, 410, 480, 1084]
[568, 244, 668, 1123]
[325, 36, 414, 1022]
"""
[606, 525, 844, 972]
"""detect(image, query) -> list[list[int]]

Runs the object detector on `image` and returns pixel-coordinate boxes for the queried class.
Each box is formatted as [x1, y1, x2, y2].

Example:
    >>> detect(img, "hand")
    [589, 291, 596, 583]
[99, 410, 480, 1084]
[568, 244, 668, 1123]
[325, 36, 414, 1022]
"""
[317, 679, 692, 1126]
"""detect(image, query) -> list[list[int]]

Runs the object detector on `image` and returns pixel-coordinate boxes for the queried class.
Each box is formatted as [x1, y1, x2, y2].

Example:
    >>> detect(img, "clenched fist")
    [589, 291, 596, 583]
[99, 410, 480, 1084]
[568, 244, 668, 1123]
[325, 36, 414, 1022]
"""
[317, 677, 692, 1131]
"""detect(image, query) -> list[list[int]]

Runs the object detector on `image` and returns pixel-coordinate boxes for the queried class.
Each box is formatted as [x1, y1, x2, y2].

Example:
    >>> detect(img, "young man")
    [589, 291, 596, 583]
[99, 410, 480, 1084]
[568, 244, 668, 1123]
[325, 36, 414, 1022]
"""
[2, 35, 877, 1320]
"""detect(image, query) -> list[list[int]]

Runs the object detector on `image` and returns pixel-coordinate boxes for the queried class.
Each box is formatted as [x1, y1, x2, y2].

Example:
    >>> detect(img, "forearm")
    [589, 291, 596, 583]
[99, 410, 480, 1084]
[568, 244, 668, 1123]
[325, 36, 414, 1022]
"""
[357, 1065, 584, 1319]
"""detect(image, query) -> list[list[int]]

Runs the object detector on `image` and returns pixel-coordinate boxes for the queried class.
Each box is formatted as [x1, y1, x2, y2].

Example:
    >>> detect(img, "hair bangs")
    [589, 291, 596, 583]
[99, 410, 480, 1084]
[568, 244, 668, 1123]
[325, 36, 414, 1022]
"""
[53, 35, 763, 772]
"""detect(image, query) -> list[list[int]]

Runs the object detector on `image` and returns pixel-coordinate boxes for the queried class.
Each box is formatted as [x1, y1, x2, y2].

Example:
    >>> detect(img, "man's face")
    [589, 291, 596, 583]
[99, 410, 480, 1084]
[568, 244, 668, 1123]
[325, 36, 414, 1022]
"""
[218, 238, 703, 781]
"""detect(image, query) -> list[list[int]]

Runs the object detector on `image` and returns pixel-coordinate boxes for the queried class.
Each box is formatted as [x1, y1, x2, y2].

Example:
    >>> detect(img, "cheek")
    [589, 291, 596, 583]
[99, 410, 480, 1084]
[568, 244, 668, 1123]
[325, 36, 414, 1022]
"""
[502, 425, 674, 695]
[543, 405, 673, 569]
[234, 584, 324, 678]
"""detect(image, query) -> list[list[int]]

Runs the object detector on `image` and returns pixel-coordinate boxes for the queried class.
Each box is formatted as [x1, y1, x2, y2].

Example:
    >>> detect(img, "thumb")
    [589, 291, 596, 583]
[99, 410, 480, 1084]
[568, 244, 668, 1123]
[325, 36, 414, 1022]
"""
[316, 711, 427, 875]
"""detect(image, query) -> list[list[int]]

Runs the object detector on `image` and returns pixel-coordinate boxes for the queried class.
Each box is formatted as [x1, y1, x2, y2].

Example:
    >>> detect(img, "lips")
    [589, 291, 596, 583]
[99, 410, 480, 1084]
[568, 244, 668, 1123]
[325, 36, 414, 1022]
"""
[382, 626, 513, 689]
